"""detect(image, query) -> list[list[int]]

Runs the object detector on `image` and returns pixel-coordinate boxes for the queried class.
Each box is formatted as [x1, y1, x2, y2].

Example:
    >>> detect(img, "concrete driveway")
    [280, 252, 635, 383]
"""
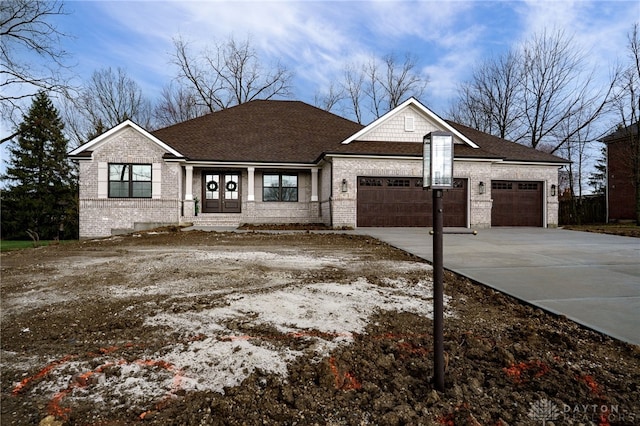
[354, 227, 640, 346]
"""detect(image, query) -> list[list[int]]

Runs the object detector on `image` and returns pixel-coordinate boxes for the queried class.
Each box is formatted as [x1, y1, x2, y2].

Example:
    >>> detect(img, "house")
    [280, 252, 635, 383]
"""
[601, 123, 639, 222]
[68, 98, 568, 238]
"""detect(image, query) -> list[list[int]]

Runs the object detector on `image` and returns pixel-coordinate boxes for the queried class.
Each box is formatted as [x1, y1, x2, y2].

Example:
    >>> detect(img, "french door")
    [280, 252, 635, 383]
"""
[202, 171, 241, 213]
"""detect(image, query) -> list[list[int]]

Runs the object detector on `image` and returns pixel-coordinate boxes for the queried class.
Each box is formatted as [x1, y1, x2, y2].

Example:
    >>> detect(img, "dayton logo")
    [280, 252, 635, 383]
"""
[528, 398, 561, 425]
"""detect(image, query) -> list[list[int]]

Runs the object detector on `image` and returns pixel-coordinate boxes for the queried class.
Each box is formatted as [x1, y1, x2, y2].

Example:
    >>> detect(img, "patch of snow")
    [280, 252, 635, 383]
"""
[161, 338, 298, 393]
[144, 276, 440, 394]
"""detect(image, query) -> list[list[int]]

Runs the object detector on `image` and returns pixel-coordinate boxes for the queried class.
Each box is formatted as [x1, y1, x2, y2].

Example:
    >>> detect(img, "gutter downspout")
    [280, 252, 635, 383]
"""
[605, 144, 609, 223]
[328, 157, 334, 227]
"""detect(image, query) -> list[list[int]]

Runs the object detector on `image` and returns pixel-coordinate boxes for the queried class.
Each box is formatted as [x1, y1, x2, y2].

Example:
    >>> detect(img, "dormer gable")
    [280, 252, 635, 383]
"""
[341, 98, 479, 148]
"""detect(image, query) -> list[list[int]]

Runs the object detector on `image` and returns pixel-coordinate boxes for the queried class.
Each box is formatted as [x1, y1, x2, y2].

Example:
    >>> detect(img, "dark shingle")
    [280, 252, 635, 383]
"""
[152, 100, 363, 163]
[152, 99, 567, 164]
[447, 121, 568, 163]
[325, 123, 567, 164]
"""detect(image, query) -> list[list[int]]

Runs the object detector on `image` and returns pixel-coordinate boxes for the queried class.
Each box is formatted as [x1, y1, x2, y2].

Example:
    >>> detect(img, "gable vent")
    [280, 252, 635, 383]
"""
[404, 116, 415, 132]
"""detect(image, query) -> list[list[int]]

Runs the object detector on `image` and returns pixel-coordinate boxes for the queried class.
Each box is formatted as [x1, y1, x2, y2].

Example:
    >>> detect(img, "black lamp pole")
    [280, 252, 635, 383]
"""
[432, 188, 445, 392]
[424, 131, 451, 392]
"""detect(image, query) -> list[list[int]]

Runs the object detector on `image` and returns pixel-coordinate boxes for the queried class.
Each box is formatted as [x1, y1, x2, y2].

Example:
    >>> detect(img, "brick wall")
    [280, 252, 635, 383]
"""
[329, 156, 560, 228]
[78, 125, 561, 235]
[79, 199, 180, 237]
[607, 139, 636, 221]
[78, 127, 181, 238]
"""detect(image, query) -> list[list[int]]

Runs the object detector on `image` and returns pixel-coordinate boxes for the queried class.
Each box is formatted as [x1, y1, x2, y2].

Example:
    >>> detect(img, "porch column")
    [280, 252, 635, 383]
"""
[185, 165, 193, 200]
[247, 167, 255, 201]
[311, 168, 318, 202]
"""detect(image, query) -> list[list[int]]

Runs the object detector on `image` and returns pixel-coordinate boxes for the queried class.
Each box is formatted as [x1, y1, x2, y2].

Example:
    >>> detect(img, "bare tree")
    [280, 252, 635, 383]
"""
[84, 67, 152, 127]
[0, 0, 72, 143]
[171, 36, 219, 113]
[379, 53, 428, 112]
[154, 82, 208, 127]
[313, 81, 345, 113]
[519, 29, 615, 153]
[343, 63, 366, 124]
[449, 50, 522, 139]
[66, 67, 153, 145]
[338, 53, 428, 124]
[170, 35, 294, 112]
[363, 56, 385, 120]
[451, 29, 616, 155]
[557, 110, 599, 223]
[449, 83, 494, 134]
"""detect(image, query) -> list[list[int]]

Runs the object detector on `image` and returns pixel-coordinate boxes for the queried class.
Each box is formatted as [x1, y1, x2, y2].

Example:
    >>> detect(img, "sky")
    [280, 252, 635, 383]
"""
[28, 0, 640, 116]
[1, 0, 639, 177]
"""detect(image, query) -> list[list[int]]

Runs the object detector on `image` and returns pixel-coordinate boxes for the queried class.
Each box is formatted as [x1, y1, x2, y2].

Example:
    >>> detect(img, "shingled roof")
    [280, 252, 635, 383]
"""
[323, 121, 566, 164]
[447, 122, 568, 163]
[152, 99, 567, 165]
[600, 122, 639, 143]
[152, 100, 363, 163]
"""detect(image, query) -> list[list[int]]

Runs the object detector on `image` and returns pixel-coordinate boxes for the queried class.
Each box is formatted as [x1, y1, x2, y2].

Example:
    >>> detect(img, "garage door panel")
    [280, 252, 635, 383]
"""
[491, 181, 542, 227]
[357, 177, 467, 227]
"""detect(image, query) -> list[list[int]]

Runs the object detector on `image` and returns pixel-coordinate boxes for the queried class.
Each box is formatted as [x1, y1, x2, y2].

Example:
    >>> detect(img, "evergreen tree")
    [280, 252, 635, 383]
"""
[588, 146, 607, 195]
[1, 91, 78, 240]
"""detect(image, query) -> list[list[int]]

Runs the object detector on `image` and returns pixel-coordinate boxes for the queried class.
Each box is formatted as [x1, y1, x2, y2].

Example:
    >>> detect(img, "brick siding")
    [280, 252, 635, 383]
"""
[78, 128, 181, 238]
[329, 156, 560, 228]
[77, 125, 560, 236]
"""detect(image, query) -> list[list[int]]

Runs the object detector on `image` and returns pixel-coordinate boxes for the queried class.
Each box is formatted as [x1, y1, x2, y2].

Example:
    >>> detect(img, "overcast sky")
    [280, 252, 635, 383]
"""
[1, 0, 639, 171]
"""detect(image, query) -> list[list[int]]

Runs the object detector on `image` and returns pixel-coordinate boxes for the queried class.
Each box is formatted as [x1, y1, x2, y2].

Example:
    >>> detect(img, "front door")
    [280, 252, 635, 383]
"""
[202, 172, 241, 213]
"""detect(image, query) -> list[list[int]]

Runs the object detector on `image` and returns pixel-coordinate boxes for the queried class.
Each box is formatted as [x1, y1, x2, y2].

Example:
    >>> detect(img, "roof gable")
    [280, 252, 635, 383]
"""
[68, 120, 184, 158]
[342, 98, 479, 148]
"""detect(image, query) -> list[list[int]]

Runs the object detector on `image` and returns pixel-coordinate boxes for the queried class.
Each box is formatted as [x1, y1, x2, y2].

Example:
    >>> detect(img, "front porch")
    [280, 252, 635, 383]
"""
[179, 164, 326, 227]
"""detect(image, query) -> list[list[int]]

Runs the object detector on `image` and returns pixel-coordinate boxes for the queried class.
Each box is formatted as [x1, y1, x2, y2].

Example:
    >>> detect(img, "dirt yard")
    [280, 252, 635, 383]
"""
[563, 224, 640, 238]
[1, 230, 639, 425]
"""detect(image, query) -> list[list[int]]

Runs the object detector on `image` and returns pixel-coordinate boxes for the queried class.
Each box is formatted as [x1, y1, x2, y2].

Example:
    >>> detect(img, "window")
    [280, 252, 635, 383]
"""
[109, 164, 152, 198]
[263, 173, 298, 202]
[492, 181, 513, 190]
[518, 182, 539, 190]
[359, 178, 383, 187]
[387, 179, 410, 187]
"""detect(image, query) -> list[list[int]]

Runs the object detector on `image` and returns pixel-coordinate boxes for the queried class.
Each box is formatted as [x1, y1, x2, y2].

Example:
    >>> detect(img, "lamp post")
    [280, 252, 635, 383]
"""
[423, 131, 454, 392]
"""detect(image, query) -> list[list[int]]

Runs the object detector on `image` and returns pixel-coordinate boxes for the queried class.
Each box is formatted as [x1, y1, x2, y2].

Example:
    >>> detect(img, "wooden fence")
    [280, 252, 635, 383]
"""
[559, 195, 606, 225]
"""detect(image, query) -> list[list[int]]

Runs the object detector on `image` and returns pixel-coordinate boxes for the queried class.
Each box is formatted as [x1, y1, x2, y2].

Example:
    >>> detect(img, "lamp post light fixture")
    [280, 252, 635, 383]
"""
[479, 181, 485, 195]
[423, 131, 454, 393]
[423, 132, 454, 189]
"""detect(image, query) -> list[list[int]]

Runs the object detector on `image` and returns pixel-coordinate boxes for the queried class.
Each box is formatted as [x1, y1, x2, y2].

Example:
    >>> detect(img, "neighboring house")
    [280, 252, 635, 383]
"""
[601, 123, 639, 223]
[69, 98, 568, 238]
